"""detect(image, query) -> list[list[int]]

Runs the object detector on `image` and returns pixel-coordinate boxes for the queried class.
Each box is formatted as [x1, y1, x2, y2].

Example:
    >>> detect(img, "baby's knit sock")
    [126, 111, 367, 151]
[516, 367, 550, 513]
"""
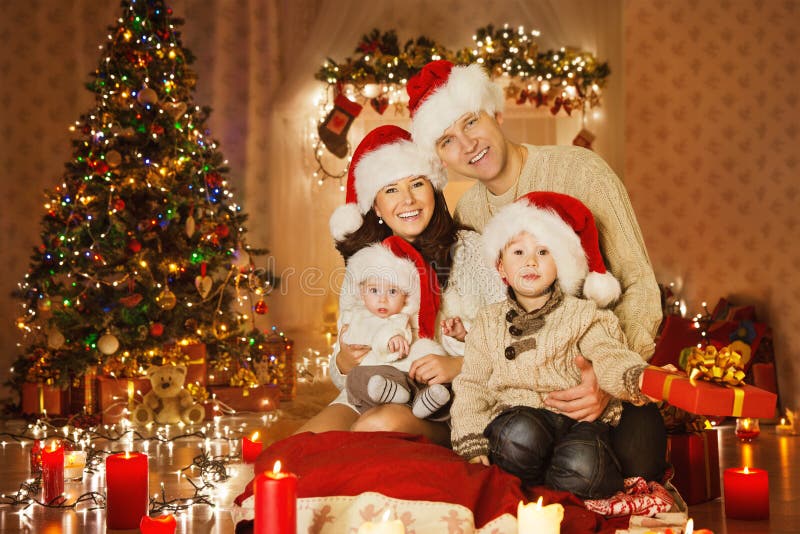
[412, 384, 451, 419]
[367, 375, 410, 405]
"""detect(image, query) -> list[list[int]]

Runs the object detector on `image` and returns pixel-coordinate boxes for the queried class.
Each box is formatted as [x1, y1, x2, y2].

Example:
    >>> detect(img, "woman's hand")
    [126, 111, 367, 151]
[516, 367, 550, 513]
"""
[335, 324, 370, 375]
[543, 355, 611, 421]
[408, 354, 463, 385]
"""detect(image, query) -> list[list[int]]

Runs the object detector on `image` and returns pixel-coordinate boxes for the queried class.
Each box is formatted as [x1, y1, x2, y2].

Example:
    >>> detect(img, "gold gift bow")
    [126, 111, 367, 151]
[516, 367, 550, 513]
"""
[685, 345, 746, 386]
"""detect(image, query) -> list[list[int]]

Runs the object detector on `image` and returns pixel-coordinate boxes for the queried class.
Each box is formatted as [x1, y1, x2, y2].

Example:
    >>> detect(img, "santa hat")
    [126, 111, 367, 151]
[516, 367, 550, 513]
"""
[481, 192, 621, 307]
[329, 125, 446, 241]
[341, 236, 441, 339]
[407, 60, 505, 158]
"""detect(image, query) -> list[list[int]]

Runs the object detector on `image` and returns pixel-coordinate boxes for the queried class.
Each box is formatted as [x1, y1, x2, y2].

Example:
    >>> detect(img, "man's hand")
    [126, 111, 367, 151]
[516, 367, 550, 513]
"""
[469, 455, 490, 466]
[408, 354, 463, 385]
[335, 324, 370, 375]
[544, 355, 610, 421]
[387, 335, 410, 356]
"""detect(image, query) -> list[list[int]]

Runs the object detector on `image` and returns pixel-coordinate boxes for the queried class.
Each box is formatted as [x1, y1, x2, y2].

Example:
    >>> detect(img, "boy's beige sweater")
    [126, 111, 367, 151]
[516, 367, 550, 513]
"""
[454, 144, 662, 360]
[450, 294, 648, 460]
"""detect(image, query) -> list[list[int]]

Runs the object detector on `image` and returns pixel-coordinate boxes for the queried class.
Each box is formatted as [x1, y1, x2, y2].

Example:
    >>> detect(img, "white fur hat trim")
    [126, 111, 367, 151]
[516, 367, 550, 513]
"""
[354, 139, 446, 215]
[410, 64, 505, 158]
[482, 202, 588, 297]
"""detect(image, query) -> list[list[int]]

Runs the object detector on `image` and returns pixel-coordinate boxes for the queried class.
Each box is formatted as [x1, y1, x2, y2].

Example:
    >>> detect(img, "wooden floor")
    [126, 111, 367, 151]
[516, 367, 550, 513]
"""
[0, 387, 797, 533]
[688, 424, 800, 533]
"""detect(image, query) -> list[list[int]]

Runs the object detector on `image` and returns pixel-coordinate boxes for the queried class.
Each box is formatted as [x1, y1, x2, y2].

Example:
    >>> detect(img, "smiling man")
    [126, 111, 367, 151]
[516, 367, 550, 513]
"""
[407, 60, 667, 483]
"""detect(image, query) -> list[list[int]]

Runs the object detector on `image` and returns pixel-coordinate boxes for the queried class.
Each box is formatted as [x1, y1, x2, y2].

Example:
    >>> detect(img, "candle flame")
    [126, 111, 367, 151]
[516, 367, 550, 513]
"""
[685, 518, 694, 534]
[536, 496, 543, 509]
[124, 451, 131, 459]
[381, 508, 392, 522]
[49, 441, 58, 452]
[743, 466, 750, 474]
[273, 460, 282, 474]
[251, 431, 259, 441]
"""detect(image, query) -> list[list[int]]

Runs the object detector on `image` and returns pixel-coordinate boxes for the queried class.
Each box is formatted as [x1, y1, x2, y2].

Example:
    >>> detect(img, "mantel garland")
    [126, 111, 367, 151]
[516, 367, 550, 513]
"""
[310, 24, 610, 181]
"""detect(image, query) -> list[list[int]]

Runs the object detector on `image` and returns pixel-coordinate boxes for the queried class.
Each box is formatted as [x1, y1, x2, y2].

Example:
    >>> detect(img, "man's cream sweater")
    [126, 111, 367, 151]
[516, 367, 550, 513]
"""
[453, 144, 662, 360]
[451, 294, 648, 460]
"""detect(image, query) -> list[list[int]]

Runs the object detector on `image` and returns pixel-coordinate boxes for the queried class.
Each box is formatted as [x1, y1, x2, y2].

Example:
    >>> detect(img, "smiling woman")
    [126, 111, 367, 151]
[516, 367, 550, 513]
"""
[297, 124, 505, 444]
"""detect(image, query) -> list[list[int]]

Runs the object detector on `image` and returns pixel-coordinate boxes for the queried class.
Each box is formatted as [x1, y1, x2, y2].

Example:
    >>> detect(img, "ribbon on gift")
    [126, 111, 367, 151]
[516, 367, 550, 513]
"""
[662, 370, 747, 417]
[685, 345, 746, 386]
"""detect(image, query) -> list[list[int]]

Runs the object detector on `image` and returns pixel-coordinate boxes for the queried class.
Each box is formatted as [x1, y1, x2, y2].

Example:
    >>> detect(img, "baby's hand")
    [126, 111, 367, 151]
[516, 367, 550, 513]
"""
[388, 335, 409, 356]
[469, 455, 490, 466]
[441, 316, 467, 342]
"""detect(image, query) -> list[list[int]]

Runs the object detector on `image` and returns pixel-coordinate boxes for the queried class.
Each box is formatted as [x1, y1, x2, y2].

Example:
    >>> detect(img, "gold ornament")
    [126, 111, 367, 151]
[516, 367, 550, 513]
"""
[47, 329, 66, 350]
[155, 288, 177, 310]
[185, 215, 196, 237]
[97, 332, 120, 355]
[106, 150, 123, 168]
[137, 87, 159, 105]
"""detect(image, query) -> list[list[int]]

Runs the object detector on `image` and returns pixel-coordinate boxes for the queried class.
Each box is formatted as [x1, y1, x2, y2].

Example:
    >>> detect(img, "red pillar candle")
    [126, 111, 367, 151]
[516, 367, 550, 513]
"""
[242, 431, 264, 463]
[41, 440, 64, 503]
[106, 451, 149, 529]
[140, 513, 177, 533]
[254, 460, 297, 534]
[723, 466, 769, 520]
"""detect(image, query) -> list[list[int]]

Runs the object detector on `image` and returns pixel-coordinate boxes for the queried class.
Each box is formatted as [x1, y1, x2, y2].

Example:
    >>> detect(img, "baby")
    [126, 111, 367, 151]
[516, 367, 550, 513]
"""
[341, 237, 452, 420]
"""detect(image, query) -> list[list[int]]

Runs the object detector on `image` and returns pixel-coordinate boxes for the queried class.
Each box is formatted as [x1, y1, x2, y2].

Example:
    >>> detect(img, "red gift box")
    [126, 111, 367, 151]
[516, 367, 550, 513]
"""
[21, 382, 68, 416]
[181, 343, 207, 386]
[97, 376, 152, 425]
[207, 384, 280, 413]
[667, 430, 721, 505]
[641, 366, 777, 418]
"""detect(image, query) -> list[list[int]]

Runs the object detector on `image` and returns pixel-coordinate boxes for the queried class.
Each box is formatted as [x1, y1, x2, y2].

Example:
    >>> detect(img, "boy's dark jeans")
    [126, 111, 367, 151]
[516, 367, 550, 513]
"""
[484, 406, 624, 499]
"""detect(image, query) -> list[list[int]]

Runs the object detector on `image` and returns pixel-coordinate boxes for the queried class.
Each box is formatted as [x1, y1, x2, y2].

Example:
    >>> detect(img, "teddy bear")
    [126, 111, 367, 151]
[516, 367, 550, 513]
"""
[132, 364, 205, 425]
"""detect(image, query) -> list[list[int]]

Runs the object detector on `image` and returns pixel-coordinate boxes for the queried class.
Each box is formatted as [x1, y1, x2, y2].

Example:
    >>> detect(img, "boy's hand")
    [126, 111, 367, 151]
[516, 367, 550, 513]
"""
[441, 316, 467, 342]
[469, 455, 490, 466]
[387, 335, 409, 356]
[408, 354, 463, 384]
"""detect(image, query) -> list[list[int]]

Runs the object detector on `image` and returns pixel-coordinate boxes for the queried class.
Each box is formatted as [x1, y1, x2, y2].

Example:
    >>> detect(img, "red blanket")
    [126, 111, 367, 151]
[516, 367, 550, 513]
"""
[234, 431, 628, 533]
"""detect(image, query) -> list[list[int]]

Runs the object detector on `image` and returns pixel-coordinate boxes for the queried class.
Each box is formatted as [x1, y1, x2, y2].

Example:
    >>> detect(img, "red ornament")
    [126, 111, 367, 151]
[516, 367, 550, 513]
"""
[205, 172, 222, 188]
[214, 224, 230, 238]
[150, 124, 165, 135]
[127, 239, 142, 253]
[149, 323, 164, 337]
[254, 299, 268, 315]
[90, 160, 109, 175]
[113, 198, 126, 211]
[119, 293, 144, 308]
[369, 97, 389, 115]
[140, 514, 176, 533]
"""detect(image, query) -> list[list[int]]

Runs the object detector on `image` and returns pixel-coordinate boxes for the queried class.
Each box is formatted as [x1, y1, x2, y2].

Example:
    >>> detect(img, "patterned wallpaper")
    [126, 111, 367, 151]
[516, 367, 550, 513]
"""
[624, 0, 800, 411]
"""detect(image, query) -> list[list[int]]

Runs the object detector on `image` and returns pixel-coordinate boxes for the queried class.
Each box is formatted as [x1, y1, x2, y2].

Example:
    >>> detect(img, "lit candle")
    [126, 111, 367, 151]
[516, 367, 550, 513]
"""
[723, 466, 769, 520]
[64, 450, 87, 481]
[106, 451, 149, 529]
[357, 509, 405, 533]
[684, 517, 715, 534]
[139, 513, 177, 533]
[775, 409, 798, 435]
[242, 431, 263, 463]
[254, 460, 297, 534]
[41, 440, 64, 503]
[517, 497, 564, 534]
[734, 418, 760, 441]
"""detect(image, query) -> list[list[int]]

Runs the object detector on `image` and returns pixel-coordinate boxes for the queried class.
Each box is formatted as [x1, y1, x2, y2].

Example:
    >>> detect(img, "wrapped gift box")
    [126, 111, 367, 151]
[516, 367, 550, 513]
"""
[641, 366, 777, 418]
[207, 384, 280, 413]
[21, 382, 69, 416]
[97, 376, 152, 425]
[667, 430, 721, 505]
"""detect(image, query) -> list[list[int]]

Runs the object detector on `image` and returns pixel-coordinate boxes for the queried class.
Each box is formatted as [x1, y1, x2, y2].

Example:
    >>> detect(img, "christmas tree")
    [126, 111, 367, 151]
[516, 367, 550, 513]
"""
[11, 0, 282, 397]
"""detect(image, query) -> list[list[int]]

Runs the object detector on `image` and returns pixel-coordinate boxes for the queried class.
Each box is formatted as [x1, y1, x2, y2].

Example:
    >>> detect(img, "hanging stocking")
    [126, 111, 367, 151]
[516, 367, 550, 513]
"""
[318, 93, 363, 158]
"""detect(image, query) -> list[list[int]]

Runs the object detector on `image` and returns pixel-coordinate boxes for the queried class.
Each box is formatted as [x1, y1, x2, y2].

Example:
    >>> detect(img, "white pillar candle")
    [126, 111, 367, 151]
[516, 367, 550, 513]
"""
[357, 509, 405, 534]
[517, 497, 564, 534]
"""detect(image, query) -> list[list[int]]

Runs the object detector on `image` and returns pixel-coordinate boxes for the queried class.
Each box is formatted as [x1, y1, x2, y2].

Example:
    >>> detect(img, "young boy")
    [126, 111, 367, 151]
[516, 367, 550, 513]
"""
[341, 237, 454, 420]
[450, 192, 652, 499]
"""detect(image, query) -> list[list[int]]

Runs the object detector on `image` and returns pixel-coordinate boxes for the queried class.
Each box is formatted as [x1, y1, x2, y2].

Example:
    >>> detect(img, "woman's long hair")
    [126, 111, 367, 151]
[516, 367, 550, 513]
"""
[334, 191, 465, 289]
